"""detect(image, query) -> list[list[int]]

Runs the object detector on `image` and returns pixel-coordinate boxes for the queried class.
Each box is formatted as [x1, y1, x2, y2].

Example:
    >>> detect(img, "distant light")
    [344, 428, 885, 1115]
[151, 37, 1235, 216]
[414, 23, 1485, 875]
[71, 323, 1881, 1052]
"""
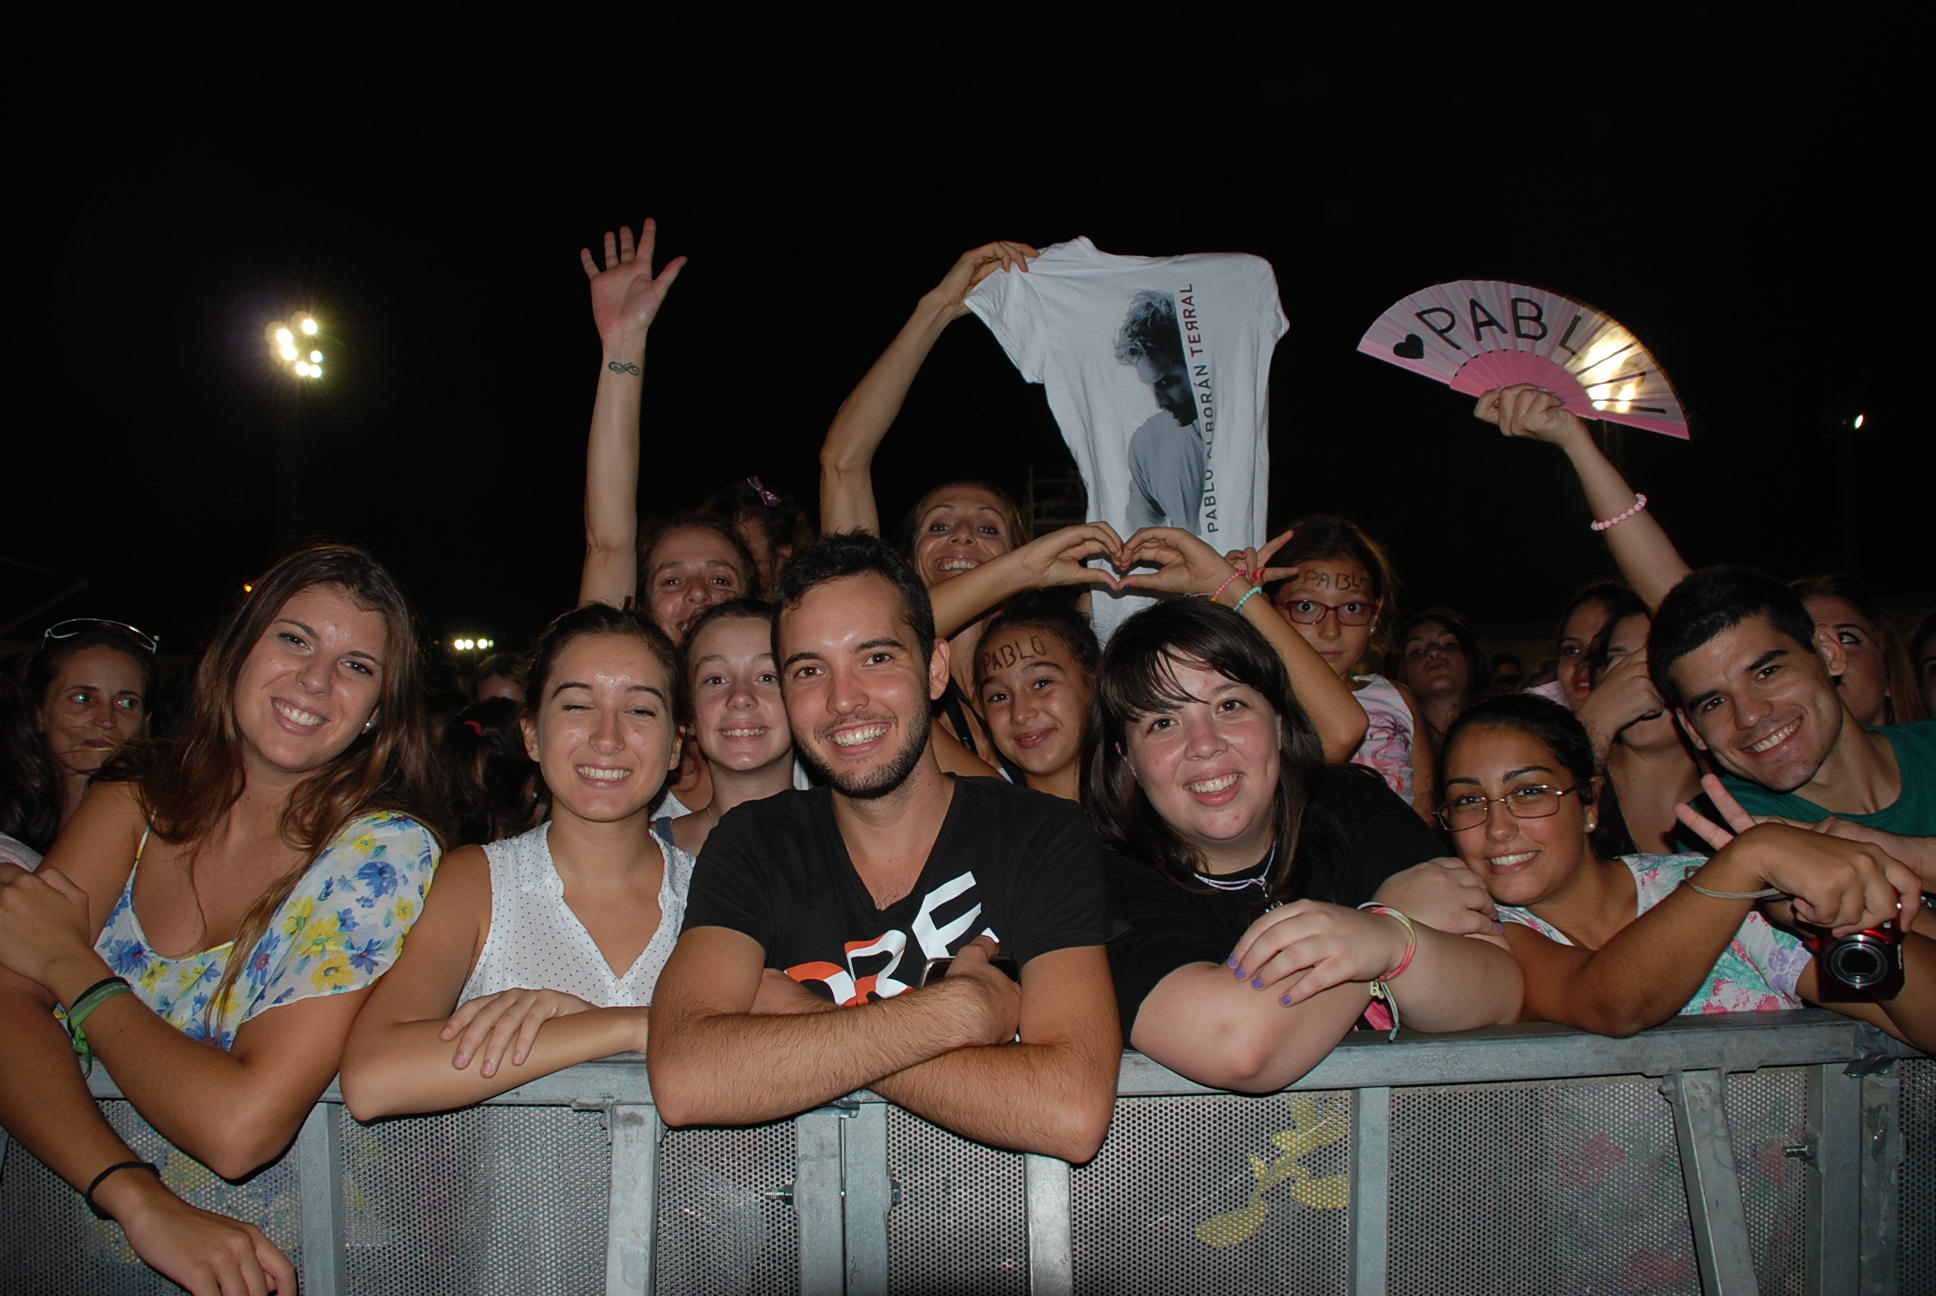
[300, 318, 319, 336]
[243, 583, 254, 593]
[1852, 413, 1866, 430]
[294, 361, 313, 377]
[309, 350, 323, 363]
[310, 366, 323, 379]
[275, 327, 294, 346]
[479, 638, 493, 650]
[280, 343, 299, 361]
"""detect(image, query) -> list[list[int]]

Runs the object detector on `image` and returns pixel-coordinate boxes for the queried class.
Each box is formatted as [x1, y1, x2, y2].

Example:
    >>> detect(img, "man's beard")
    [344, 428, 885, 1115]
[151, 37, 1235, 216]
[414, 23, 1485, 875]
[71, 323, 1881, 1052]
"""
[794, 705, 932, 800]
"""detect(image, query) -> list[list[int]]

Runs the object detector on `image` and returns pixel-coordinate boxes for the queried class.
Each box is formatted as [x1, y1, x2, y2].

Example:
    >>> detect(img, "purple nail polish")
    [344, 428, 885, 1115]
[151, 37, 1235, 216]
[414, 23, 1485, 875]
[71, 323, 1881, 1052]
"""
[1225, 956, 1240, 969]
[1232, 966, 1246, 979]
[1252, 977, 1266, 990]
[1280, 993, 1293, 1006]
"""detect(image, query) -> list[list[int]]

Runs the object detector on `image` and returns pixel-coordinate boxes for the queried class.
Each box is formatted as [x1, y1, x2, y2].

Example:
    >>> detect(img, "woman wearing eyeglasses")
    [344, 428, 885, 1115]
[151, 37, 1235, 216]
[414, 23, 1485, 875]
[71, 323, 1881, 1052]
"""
[1439, 692, 1934, 1043]
[20, 620, 159, 842]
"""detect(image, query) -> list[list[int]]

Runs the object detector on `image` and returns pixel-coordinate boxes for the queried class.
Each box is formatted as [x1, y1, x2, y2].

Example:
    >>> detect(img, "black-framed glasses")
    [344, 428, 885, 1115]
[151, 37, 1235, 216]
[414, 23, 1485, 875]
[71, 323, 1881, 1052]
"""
[41, 618, 159, 655]
[1277, 597, 1379, 627]
[1437, 784, 1583, 832]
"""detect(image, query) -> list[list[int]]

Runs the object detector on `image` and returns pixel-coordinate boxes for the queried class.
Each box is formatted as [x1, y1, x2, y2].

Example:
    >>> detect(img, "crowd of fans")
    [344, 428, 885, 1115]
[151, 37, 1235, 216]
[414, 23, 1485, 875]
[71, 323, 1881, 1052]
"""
[2, 222, 1931, 1292]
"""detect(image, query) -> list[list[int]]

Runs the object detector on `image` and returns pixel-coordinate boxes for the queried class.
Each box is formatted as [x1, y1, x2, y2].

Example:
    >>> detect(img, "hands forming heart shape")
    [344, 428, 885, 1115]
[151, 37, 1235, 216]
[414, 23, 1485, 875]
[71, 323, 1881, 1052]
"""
[1009, 524, 1300, 602]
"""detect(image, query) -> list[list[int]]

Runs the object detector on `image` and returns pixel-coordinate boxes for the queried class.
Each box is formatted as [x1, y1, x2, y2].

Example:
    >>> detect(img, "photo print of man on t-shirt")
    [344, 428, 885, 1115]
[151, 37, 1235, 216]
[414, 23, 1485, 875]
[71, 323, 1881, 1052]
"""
[968, 236, 1288, 642]
[1116, 289, 1202, 531]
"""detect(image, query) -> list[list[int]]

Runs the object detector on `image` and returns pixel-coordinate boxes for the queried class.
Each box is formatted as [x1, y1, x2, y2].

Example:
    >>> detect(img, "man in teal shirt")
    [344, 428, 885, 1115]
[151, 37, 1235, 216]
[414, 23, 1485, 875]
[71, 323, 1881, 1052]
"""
[1651, 567, 1934, 888]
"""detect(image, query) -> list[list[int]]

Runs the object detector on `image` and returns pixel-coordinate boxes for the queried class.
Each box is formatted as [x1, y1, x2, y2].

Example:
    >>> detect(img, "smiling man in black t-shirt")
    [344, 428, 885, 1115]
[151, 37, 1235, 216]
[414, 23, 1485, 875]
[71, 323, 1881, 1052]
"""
[648, 533, 1120, 1163]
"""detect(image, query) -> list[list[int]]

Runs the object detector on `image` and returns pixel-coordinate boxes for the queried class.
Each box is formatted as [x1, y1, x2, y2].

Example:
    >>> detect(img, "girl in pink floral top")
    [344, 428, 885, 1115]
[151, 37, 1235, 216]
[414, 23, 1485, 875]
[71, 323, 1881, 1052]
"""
[1438, 693, 1934, 1042]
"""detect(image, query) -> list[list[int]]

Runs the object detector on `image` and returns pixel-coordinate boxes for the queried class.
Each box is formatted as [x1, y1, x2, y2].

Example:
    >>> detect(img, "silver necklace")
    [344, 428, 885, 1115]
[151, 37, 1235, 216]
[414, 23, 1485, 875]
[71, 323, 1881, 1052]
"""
[1195, 842, 1277, 892]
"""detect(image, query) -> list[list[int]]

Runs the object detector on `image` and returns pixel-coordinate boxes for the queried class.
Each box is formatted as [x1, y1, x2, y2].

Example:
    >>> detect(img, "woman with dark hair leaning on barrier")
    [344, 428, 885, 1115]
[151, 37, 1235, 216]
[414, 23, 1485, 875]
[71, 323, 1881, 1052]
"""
[1085, 556, 1520, 1095]
[342, 603, 692, 1117]
[0, 544, 441, 1294]
[1440, 692, 1934, 1045]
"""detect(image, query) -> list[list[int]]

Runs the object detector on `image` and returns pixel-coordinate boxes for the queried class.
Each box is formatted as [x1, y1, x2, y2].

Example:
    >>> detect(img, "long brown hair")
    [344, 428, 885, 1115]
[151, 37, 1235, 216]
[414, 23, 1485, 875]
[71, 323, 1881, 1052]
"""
[104, 544, 438, 1027]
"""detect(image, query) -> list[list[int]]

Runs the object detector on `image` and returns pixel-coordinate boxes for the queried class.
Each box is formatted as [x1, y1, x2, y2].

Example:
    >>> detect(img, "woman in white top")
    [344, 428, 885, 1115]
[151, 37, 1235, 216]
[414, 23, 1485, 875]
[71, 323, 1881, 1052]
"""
[341, 602, 690, 1114]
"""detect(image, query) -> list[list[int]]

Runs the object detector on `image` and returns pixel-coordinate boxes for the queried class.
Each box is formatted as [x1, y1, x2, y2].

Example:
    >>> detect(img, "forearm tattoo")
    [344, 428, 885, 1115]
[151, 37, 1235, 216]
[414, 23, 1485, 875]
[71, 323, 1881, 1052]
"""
[607, 361, 641, 375]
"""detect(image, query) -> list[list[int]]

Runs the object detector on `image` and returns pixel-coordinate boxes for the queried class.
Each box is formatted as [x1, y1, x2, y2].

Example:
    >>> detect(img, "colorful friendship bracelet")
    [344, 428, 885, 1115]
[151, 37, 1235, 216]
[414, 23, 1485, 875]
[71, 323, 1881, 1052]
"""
[65, 975, 133, 1076]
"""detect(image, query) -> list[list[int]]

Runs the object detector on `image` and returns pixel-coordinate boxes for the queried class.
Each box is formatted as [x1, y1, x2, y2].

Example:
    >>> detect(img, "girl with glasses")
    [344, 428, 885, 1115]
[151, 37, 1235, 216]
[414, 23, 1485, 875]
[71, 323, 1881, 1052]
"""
[1262, 516, 1435, 820]
[1439, 692, 1934, 1043]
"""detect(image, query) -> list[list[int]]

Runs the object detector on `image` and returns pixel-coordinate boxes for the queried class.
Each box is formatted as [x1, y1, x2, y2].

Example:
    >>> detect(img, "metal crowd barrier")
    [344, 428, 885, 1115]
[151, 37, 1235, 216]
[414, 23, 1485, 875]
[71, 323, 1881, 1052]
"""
[2, 1010, 1930, 1295]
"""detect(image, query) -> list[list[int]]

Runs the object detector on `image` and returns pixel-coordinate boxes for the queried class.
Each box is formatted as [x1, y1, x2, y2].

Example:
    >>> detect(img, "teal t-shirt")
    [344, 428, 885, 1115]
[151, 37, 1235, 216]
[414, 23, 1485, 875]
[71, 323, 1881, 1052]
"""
[1722, 720, 1935, 835]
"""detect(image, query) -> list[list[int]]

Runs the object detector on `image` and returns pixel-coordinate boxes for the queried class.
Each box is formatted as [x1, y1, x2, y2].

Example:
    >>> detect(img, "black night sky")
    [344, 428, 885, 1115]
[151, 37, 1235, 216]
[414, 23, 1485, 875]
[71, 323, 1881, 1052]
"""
[8, 15, 1921, 664]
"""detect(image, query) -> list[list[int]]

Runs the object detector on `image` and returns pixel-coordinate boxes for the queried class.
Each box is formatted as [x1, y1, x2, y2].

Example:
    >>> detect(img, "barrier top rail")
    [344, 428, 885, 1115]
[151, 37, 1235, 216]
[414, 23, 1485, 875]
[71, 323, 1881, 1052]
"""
[75, 1007, 1928, 1108]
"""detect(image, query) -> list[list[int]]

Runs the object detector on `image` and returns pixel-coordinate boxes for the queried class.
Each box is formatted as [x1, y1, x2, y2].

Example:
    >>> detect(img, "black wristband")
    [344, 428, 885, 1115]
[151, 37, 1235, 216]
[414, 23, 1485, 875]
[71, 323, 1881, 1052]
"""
[83, 1159, 159, 1220]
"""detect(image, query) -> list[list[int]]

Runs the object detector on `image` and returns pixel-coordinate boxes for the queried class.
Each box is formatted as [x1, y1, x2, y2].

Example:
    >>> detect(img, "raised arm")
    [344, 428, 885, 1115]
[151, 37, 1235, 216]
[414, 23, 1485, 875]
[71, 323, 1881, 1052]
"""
[819, 242, 1037, 536]
[646, 925, 1021, 1128]
[1474, 385, 1691, 609]
[1119, 528, 1368, 762]
[338, 847, 648, 1119]
[578, 219, 688, 608]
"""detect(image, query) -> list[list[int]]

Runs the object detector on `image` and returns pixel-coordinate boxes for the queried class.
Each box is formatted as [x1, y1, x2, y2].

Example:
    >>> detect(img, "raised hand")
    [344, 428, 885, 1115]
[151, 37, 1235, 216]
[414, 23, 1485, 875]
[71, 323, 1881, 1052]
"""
[1473, 383, 1591, 447]
[1118, 527, 1241, 599]
[1225, 901, 1408, 1006]
[1576, 645, 1668, 753]
[1009, 521, 1128, 591]
[580, 218, 688, 345]
[926, 241, 1039, 319]
[1223, 527, 1301, 589]
[440, 987, 598, 1078]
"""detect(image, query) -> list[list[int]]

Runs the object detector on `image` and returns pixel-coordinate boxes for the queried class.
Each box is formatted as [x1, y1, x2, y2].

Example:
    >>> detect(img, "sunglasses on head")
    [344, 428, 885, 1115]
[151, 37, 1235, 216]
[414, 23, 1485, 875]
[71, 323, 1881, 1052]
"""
[42, 618, 159, 655]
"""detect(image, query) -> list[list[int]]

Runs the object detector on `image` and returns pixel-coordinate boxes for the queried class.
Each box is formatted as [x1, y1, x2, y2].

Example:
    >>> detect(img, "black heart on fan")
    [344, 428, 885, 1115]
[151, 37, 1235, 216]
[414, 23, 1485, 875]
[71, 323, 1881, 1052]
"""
[1392, 334, 1426, 360]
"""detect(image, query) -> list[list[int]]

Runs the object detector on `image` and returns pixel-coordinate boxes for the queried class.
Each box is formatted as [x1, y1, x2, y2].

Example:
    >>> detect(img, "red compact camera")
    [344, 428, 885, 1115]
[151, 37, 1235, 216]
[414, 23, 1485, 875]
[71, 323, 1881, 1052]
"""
[1804, 919, 1904, 1001]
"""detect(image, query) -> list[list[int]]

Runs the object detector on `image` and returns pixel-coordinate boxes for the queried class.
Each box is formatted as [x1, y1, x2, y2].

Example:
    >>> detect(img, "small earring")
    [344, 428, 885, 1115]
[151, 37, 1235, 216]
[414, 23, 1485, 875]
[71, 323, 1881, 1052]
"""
[1585, 818, 1597, 831]
[363, 719, 377, 734]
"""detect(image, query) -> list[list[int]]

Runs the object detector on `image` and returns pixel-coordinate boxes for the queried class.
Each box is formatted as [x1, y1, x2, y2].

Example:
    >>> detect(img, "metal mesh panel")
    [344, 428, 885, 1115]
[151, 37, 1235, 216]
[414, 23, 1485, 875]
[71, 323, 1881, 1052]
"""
[654, 1123, 799, 1296]
[1725, 1066, 1808, 1292]
[1070, 1092, 1351, 1296]
[1903, 1057, 1936, 1296]
[886, 1105, 1028, 1294]
[0, 1099, 303, 1295]
[340, 1103, 609, 1295]
[1388, 1077, 1699, 1296]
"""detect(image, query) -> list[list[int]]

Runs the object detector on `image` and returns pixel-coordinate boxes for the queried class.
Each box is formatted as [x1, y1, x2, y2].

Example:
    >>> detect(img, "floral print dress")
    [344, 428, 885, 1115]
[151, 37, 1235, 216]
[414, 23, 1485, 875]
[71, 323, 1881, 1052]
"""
[94, 810, 439, 1045]
[1496, 852, 1812, 1014]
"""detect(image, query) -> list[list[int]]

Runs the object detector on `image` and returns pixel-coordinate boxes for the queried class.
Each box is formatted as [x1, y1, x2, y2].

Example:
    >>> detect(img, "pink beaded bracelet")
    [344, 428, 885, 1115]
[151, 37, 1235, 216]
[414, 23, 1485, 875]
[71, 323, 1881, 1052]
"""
[1590, 493, 1648, 532]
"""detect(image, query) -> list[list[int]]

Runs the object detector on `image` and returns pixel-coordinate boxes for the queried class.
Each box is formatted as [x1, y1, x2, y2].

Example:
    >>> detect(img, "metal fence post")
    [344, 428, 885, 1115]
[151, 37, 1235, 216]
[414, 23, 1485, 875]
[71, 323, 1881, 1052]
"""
[843, 1102, 892, 1296]
[1663, 1069, 1758, 1295]
[794, 1109, 847, 1296]
[1348, 1085, 1390, 1296]
[1023, 1152, 1074, 1296]
[1804, 1062, 1861, 1294]
[295, 1102, 347, 1296]
[605, 1104, 659, 1296]
[1858, 1068, 1902, 1296]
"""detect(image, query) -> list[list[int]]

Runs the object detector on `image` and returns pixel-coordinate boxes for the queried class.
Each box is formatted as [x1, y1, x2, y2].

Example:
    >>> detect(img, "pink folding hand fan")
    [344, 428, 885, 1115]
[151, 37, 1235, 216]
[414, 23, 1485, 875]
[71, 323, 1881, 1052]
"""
[1358, 280, 1688, 438]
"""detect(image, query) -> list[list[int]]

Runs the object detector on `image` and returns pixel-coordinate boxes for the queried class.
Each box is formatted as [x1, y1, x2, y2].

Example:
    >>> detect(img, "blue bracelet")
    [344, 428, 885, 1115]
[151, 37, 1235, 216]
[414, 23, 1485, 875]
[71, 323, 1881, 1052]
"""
[1231, 585, 1264, 613]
